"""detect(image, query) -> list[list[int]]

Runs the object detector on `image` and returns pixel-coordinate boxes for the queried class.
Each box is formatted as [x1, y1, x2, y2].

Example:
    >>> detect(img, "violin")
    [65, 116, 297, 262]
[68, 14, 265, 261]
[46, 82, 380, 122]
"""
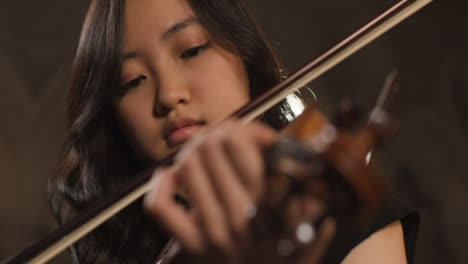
[154, 69, 401, 264]
[2, 0, 431, 263]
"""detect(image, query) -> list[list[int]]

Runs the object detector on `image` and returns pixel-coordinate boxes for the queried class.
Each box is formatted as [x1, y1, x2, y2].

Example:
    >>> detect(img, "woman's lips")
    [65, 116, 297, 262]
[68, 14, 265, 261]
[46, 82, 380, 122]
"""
[167, 125, 200, 145]
[165, 117, 204, 146]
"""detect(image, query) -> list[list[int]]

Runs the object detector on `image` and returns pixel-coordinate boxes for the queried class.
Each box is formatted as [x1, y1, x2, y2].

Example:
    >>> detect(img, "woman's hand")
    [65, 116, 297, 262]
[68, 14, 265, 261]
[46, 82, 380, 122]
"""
[144, 119, 335, 264]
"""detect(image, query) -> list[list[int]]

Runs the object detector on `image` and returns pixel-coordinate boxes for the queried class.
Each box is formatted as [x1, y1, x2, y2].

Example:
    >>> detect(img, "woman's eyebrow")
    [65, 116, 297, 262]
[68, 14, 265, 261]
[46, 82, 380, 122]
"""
[162, 16, 199, 39]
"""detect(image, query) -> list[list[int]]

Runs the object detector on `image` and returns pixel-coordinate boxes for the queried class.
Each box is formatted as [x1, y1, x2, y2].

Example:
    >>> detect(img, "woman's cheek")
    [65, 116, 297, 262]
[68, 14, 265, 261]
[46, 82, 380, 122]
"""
[194, 58, 249, 119]
[115, 98, 158, 162]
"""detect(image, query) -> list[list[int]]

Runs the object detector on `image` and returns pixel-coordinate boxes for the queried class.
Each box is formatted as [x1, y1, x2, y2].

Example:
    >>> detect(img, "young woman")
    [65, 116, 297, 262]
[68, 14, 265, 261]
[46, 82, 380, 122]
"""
[49, 0, 417, 263]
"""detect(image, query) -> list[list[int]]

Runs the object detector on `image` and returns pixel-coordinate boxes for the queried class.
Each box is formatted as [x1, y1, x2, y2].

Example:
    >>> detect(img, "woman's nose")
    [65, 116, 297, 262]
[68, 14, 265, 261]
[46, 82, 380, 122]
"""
[153, 70, 191, 116]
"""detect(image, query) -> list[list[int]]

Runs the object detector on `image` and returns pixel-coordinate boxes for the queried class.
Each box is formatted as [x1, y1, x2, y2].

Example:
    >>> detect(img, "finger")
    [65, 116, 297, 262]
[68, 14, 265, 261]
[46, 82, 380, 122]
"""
[246, 121, 278, 147]
[212, 119, 276, 147]
[179, 152, 232, 253]
[198, 134, 253, 238]
[221, 121, 276, 199]
[222, 130, 265, 201]
[144, 168, 203, 253]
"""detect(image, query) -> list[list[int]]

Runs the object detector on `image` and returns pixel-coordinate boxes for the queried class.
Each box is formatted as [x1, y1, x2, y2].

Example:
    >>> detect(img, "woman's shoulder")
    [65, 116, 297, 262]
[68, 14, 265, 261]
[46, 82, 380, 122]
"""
[320, 198, 420, 264]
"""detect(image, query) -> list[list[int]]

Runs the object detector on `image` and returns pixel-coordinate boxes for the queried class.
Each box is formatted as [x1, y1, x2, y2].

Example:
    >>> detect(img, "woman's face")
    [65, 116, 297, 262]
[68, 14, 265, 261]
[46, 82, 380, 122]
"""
[116, 0, 250, 164]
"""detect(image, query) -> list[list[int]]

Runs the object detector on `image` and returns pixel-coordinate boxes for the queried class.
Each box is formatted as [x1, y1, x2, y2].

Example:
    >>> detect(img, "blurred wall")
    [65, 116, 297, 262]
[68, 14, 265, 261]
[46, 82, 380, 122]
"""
[0, 0, 90, 262]
[0, 0, 467, 263]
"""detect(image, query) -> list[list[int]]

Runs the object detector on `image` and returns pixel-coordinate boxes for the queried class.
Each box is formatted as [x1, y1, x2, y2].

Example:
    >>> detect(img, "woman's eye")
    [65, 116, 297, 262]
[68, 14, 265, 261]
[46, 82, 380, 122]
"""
[123, 75, 147, 90]
[180, 42, 209, 59]
[128, 75, 147, 88]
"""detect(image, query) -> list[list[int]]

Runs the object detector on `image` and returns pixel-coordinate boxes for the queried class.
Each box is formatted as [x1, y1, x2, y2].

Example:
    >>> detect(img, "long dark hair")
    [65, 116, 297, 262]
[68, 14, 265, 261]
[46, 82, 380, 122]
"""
[49, 0, 298, 263]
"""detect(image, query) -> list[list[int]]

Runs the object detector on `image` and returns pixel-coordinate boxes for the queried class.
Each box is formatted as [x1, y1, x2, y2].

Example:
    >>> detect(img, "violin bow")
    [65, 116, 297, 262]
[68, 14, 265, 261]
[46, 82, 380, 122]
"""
[2, 0, 432, 263]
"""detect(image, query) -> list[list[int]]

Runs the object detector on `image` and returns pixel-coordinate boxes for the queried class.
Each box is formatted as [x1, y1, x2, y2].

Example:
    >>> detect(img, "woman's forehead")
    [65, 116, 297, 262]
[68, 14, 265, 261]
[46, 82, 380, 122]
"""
[123, 0, 196, 43]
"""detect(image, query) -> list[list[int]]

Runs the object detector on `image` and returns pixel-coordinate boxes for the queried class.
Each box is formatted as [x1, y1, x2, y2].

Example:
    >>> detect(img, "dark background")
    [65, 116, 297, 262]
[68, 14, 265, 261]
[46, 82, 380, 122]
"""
[0, 0, 466, 263]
